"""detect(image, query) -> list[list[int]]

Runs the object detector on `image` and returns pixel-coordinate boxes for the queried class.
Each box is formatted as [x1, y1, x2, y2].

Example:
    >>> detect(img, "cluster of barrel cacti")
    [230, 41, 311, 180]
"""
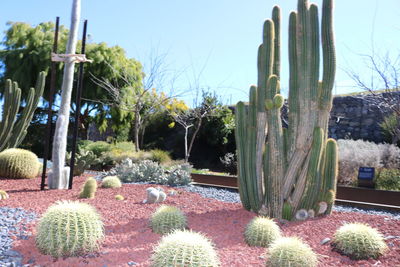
[0, 72, 45, 152]
[0, 148, 40, 179]
[235, 0, 338, 220]
[35, 200, 104, 258]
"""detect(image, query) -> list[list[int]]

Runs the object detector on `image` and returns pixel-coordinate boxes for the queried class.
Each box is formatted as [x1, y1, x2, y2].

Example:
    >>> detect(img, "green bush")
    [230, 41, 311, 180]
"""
[150, 205, 187, 235]
[150, 149, 171, 164]
[376, 168, 400, 191]
[0, 148, 40, 179]
[79, 177, 97, 199]
[267, 237, 318, 267]
[332, 223, 388, 260]
[35, 200, 104, 257]
[85, 141, 112, 157]
[113, 141, 136, 152]
[101, 176, 122, 188]
[244, 216, 281, 247]
[151, 229, 220, 267]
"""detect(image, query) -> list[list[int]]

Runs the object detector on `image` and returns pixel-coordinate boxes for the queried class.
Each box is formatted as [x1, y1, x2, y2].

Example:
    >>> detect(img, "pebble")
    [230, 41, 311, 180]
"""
[0, 207, 37, 267]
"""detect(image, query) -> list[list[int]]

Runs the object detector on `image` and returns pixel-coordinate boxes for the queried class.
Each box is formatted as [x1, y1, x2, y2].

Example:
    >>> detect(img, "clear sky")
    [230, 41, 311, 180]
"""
[0, 0, 399, 106]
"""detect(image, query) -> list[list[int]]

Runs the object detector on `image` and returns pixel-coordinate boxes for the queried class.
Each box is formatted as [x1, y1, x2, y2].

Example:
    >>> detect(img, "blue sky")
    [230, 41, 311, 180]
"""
[0, 0, 399, 106]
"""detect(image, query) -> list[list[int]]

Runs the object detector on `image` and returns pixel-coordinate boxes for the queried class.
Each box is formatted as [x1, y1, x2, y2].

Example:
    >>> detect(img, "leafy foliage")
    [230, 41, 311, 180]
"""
[375, 168, 400, 191]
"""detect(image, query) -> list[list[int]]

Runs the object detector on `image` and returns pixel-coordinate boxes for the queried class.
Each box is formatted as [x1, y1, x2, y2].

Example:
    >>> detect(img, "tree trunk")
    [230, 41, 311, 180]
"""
[134, 108, 141, 152]
[184, 126, 189, 162]
[187, 118, 202, 162]
[48, 0, 81, 189]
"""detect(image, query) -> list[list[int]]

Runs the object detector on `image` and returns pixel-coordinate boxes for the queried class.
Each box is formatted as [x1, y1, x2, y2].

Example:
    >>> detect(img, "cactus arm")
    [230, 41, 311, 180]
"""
[323, 138, 338, 214]
[0, 82, 21, 151]
[287, 11, 299, 159]
[0, 80, 13, 143]
[247, 86, 260, 211]
[272, 6, 281, 77]
[7, 72, 45, 148]
[264, 77, 285, 218]
[235, 101, 251, 210]
[256, 20, 275, 204]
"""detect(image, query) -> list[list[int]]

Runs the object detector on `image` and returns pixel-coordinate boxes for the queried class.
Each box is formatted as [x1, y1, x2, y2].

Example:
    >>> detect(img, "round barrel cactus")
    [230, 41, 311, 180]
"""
[267, 237, 318, 267]
[0, 190, 9, 200]
[150, 205, 187, 235]
[36, 200, 104, 257]
[332, 223, 388, 260]
[244, 216, 281, 247]
[101, 176, 122, 188]
[151, 230, 220, 267]
[0, 148, 39, 179]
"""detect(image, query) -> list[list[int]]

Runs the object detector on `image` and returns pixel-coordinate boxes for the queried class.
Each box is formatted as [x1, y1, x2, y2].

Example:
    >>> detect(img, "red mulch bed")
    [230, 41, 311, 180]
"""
[0, 175, 399, 266]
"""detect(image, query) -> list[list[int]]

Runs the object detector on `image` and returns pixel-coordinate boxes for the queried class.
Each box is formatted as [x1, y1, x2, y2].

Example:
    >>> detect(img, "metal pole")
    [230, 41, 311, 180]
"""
[41, 17, 60, 190]
[69, 19, 88, 189]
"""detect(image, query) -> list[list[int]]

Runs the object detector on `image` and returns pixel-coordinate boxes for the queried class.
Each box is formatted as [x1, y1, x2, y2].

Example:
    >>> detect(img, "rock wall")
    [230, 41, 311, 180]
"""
[327, 91, 399, 142]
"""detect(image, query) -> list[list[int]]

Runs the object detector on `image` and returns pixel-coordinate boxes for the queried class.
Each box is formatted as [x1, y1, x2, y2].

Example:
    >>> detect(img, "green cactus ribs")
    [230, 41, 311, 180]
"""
[234, 0, 338, 220]
[0, 72, 46, 152]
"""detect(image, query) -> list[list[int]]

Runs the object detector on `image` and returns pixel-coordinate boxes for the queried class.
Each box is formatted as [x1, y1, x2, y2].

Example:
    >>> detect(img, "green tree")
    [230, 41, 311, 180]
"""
[0, 21, 143, 138]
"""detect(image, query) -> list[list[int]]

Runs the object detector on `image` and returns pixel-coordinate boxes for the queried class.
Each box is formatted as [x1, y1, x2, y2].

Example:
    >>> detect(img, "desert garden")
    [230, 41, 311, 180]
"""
[0, 0, 400, 266]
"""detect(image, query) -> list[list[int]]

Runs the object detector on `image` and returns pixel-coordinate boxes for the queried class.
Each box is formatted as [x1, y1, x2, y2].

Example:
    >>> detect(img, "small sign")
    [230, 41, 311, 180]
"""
[358, 167, 375, 188]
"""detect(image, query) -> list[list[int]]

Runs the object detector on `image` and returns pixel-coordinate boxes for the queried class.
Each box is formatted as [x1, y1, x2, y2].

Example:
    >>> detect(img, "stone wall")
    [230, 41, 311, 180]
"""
[327, 91, 399, 142]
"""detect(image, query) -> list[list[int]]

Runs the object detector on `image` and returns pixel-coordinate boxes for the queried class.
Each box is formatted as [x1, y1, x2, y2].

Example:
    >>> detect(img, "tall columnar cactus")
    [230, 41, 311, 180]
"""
[0, 72, 46, 152]
[235, 0, 338, 220]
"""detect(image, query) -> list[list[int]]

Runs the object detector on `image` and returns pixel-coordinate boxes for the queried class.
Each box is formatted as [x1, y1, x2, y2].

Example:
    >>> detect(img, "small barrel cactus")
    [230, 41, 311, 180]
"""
[244, 216, 281, 247]
[332, 223, 388, 260]
[267, 237, 318, 267]
[151, 229, 220, 267]
[150, 205, 187, 235]
[0, 190, 9, 200]
[79, 177, 97, 199]
[101, 176, 122, 188]
[35, 200, 104, 257]
[115, 194, 124, 200]
[0, 148, 39, 179]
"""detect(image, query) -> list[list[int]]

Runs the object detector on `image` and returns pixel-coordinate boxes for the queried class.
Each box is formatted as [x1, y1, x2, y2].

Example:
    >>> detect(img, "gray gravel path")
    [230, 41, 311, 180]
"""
[0, 207, 37, 267]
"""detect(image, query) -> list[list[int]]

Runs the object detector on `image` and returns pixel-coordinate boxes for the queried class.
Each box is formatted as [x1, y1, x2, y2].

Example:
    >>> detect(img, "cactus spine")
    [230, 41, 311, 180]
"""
[235, 0, 338, 220]
[0, 72, 45, 152]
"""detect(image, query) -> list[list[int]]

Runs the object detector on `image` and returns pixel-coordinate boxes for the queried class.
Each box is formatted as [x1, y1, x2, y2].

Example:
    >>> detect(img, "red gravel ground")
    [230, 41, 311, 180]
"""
[1, 175, 400, 267]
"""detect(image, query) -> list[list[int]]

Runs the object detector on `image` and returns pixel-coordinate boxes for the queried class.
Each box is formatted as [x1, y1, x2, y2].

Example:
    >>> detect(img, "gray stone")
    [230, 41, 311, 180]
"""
[321, 238, 331, 245]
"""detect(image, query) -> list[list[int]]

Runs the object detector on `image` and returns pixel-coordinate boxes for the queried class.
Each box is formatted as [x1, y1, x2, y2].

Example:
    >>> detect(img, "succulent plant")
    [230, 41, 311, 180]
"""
[101, 176, 122, 188]
[0, 148, 40, 179]
[66, 148, 100, 176]
[150, 205, 187, 235]
[151, 229, 220, 267]
[79, 177, 97, 199]
[0, 190, 9, 200]
[35, 200, 104, 258]
[235, 0, 338, 220]
[244, 216, 281, 247]
[267, 237, 318, 267]
[332, 223, 388, 260]
[115, 194, 124, 200]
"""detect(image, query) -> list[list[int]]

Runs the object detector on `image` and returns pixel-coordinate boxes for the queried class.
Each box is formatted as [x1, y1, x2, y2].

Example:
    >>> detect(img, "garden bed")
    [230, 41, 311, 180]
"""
[0, 175, 400, 266]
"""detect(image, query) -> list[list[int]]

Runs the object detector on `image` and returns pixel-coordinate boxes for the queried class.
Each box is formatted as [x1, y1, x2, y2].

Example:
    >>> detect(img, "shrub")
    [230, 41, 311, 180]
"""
[101, 176, 122, 188]
[165, 164, 193, 185]
[106, 159, 192, 186]
[113, 141, 136, 152]
[79, 177, 97, 199]
[151, 229, 220, 267]
[66, 148, 100, 176]
[0, 148, 40, 179]
[150, 205, 187, 235]
[150, 149, 171, 164]
[0, 190, 9, 200]
[376, 168, 400, 191]
[267, 237, 318, 267]
[85, 141, 112, 157]
[332, 223, 388, 260]
[115, 194, 124, 200]
[35, 200, 104, 257]
[337, 139, 400, 185]
[244, 217, 281, 247]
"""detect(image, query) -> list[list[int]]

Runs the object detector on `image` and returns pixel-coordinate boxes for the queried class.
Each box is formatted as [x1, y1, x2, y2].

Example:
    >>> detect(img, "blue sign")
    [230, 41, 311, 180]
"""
[358, 167, 375, 180]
